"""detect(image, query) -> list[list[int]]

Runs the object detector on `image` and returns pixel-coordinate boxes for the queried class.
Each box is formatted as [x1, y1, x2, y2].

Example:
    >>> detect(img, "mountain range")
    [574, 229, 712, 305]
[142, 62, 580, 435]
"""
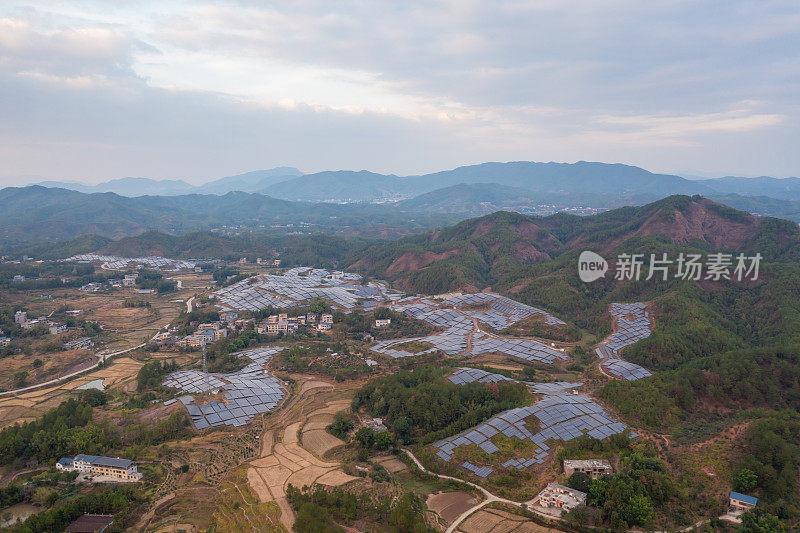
[36, 167, 303, 197]
[25, 161, 800, 226]
[31, 161, 800, 202]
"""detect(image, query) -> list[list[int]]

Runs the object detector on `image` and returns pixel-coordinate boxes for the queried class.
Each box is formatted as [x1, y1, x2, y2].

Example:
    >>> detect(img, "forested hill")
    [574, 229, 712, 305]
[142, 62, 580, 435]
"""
[0, 186, 458, 252]
[347, 195, 800, 293]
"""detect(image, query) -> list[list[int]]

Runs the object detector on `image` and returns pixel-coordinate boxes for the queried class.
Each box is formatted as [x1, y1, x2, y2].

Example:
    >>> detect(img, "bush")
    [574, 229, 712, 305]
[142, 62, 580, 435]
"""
[327, 411, 354, 441]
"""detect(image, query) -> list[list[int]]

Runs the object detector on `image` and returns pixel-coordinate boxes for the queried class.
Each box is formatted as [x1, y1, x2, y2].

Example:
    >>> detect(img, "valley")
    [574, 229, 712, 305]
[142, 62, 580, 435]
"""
[0, 195, 797, 532]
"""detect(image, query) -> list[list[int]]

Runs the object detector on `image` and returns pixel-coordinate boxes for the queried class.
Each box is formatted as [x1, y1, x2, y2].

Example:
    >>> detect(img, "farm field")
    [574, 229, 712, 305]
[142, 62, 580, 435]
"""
[247, 378, 359, 531]
[458, 506, 561, 533]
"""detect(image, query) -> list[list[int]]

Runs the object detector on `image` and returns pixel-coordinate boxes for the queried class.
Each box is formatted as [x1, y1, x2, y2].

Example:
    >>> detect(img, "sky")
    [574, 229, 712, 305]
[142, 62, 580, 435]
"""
[1, 0, 798, 185]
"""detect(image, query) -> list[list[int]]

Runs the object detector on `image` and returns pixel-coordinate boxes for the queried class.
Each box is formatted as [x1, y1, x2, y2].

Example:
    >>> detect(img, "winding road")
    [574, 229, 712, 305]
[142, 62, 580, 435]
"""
[403, 449, 709, 533]
[402, 449, 538, 533]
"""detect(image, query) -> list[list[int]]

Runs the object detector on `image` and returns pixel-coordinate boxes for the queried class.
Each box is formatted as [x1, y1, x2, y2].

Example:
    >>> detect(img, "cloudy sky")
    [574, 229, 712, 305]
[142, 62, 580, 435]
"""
[1, 0, 798, 185]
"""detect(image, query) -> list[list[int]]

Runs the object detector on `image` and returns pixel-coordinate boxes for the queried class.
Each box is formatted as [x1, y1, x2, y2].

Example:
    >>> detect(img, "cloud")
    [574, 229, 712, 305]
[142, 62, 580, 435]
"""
[0, 0, 797, 182]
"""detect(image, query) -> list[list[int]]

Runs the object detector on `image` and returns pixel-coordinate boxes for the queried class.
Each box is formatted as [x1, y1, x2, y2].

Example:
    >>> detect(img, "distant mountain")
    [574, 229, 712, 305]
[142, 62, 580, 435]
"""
[698, 176, 800, 200]
[261, 161, 712, 203]
[37, 177, 197, 196]
[404, 161, 714, 197]
[31, 162, 800, 209]
[35, 167, 303, 197]
[263, 170, 403, 202]
[707, 193, 800, 222]
[200, 167, 303, 195]
[0, 186, 457, 253]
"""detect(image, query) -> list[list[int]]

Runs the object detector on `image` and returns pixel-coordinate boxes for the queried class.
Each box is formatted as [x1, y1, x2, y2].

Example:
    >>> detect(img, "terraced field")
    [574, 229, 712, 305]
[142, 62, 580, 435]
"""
[247, 378, 360, 531]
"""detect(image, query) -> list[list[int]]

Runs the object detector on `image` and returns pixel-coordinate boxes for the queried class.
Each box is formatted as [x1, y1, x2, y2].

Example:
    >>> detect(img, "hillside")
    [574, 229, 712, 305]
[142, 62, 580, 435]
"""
[349, 195, 800, 293]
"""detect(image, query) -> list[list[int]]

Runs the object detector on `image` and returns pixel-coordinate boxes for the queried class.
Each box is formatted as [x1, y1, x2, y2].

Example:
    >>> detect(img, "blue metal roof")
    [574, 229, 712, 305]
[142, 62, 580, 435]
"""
[730, 491, 758, 505]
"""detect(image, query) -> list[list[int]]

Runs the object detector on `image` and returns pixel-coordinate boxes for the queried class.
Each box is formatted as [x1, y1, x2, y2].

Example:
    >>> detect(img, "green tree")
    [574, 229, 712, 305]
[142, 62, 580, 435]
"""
[740, 508, 787, 533]
[309, 298, 329, 314]
[327, 411, 354, 441]
[733, 468, 758, 493]
[567, 471, 592, 493]
[392, 417, 411, 444]
[374, 431, 394, 451]
[389, 492, 429, 533]
[354, 427, 375, 449]
[563, 504, 590, 527]
[624, 493, 654, 527]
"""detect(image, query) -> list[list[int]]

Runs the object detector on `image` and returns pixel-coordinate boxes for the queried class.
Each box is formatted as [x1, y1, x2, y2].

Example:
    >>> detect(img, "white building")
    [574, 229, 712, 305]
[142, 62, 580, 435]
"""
[374, 318, 391, 328]
[57, 454, 142, 481]
[532, 483, 587, 512]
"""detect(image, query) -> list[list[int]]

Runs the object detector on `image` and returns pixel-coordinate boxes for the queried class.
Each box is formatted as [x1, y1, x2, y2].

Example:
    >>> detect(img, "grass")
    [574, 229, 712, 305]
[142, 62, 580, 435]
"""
[394, 340, 435, 354]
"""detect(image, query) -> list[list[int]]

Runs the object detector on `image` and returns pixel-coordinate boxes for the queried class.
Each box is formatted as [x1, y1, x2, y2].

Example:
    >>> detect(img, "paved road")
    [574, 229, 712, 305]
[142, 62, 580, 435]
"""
[186, 295, 196, 313]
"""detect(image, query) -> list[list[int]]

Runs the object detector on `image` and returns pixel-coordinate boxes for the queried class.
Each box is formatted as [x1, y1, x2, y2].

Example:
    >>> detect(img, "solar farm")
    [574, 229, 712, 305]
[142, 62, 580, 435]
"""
[163, 347, 286, 429]
[434, 368, 631, 478]
[213, 267, 393, 311]
[596, 302, 653, 380]
[443, 293, 566, 328]
[66, 253, 200, 271]
[371, 293, 567, 363]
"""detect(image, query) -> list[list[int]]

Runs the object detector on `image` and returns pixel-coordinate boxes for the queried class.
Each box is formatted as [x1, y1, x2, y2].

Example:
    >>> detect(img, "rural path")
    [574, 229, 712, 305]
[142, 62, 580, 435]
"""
[402, 448, 528, 533]
[186, 295, 196, 313]
[403, 449, 709, 533]
[0, 342, 147, 397]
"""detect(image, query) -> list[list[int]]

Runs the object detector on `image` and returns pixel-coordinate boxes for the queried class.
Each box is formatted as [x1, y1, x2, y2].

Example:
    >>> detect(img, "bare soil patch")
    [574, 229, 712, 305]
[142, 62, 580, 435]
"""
[427, 491, 478, 524]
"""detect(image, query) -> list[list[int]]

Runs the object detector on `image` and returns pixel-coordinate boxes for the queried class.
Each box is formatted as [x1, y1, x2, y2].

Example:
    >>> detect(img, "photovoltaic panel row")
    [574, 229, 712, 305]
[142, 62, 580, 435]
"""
[66, 253, 200, 271]
[597, 303, 653, 381]
[433, 377, 631, 477]
[163, 347, 286, 429]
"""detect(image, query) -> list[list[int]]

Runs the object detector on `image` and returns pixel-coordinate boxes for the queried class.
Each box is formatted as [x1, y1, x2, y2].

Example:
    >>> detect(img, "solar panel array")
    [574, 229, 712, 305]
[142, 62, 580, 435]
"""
[214, 268, 375, 311]
[449, 367, 515, 385]
[371, 323, 470, 358]
[444, 293, 566, 327]
[66, 254, 199, 271]
[374, 292, 569, 363]
[596, 302, 653, 380]
[164, 347, 286, 429]
[469, 333, 566, 364]
[434, 370, 630, 478]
